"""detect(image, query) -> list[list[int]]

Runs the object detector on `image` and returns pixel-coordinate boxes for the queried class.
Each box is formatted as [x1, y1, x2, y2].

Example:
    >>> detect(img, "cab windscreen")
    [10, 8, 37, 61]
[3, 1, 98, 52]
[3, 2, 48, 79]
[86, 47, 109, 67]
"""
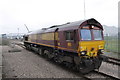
[80, 29, 92, 40]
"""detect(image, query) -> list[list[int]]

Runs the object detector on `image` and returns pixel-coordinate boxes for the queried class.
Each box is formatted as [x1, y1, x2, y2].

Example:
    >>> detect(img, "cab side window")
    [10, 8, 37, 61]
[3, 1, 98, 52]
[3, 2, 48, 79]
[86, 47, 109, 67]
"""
[65, 31, 74, 41]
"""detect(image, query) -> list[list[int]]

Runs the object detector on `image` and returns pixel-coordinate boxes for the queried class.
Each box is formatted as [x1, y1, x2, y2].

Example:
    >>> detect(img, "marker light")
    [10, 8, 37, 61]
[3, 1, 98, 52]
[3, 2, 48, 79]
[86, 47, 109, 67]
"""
[91, 25, 94, 28]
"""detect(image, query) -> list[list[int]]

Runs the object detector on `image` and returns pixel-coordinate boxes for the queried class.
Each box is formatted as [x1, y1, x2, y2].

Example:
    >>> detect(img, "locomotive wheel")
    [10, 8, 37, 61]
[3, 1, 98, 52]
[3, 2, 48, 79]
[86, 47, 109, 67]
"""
[54, 55, 62, 63]
[43, 50, 49, 58]
[78, 64, 94, 74]
[43, 49, 53, 59]
[25, 45, 29, 50]
[64, 62, 74, 69]
[38, 48, 43, 56]
[26, 45, 31, 50]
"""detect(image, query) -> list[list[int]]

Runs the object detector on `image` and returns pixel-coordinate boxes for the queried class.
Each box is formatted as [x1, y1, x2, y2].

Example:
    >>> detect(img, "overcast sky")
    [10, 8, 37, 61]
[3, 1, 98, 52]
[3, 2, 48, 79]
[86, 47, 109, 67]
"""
[0, 0, 119, 34]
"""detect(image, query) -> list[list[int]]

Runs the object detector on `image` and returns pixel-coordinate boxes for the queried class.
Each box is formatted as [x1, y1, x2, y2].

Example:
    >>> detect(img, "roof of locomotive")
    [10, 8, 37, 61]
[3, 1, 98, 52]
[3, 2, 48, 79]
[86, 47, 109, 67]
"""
[44, 18, 103, 32]
[48, 20, 83, 31]
[28, 18, 103, 34]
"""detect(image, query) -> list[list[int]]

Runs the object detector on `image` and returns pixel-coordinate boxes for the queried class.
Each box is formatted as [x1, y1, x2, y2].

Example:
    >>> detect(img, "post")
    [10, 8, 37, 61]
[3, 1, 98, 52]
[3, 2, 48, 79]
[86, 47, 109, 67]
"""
[17, 28, 19, 39]
[84, 0, 86, 20]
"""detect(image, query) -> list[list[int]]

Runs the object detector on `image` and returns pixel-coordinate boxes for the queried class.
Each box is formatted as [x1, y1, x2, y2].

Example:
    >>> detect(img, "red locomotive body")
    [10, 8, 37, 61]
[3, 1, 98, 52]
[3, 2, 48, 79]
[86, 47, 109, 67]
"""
[24, 18, 106, 73]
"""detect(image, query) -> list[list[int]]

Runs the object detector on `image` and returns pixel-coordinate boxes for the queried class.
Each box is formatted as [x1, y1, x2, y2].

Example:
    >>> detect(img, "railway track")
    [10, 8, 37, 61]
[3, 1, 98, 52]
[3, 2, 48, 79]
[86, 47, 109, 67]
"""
[15, 43, 25, 48]
[83, 70, 120, 80]
[15, 42, 120, 80]
[103, 55, 120, 66]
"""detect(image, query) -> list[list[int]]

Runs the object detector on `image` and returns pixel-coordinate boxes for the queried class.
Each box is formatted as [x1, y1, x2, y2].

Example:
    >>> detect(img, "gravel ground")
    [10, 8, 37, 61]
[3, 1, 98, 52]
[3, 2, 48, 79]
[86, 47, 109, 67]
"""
[99, 62, 120, 78]
[2, 45, 84, 78]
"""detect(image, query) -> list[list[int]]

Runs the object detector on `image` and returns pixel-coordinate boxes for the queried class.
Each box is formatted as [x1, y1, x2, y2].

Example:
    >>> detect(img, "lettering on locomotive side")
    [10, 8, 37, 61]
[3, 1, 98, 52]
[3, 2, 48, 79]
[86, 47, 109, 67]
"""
[67, 42, 72, 47]
[58, 43, 60, 45]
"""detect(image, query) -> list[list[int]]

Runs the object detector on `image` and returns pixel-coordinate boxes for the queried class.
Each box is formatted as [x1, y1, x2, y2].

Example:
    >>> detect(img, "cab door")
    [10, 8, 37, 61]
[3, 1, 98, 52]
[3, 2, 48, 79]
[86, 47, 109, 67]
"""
[64, 30, 78, 52]
[54, 28, 59, 49]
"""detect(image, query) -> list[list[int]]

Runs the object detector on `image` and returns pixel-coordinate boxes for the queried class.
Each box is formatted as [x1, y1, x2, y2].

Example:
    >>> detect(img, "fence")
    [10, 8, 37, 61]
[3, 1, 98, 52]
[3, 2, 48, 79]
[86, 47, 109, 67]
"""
[104, 36, 118, 53]
[0, 38, 9, 45]
[0, 36, 119, 53]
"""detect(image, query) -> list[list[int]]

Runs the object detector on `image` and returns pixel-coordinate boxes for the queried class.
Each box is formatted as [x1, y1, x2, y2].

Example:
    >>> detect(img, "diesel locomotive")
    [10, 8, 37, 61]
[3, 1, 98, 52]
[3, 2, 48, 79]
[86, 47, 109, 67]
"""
[24, 18, 106, 73]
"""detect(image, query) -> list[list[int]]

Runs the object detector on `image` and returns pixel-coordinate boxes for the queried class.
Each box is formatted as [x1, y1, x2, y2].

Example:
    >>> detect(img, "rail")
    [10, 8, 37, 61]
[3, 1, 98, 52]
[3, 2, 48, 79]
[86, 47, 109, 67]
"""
[103, 55, 120, 66]
[15, 43, 120, 80]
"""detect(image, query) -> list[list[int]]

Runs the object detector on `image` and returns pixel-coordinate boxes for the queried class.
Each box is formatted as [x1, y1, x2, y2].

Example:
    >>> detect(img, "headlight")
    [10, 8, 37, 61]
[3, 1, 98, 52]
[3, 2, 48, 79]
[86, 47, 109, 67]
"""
[81, 52, 85, 55]
[98, 49, 104, 54]
[101, 50, 104, 53]
[80, 51, 87, 56]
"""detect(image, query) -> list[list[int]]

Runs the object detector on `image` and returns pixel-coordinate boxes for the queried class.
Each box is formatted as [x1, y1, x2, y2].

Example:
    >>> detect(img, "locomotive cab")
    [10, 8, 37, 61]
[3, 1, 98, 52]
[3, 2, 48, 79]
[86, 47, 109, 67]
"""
[74, 19, 106, 73]
[78, 25, 105, 57]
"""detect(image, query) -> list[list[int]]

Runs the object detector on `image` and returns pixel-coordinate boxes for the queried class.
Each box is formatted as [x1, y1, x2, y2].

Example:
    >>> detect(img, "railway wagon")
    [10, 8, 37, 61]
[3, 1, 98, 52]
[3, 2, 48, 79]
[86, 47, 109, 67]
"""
[24, 18, 106, 73]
